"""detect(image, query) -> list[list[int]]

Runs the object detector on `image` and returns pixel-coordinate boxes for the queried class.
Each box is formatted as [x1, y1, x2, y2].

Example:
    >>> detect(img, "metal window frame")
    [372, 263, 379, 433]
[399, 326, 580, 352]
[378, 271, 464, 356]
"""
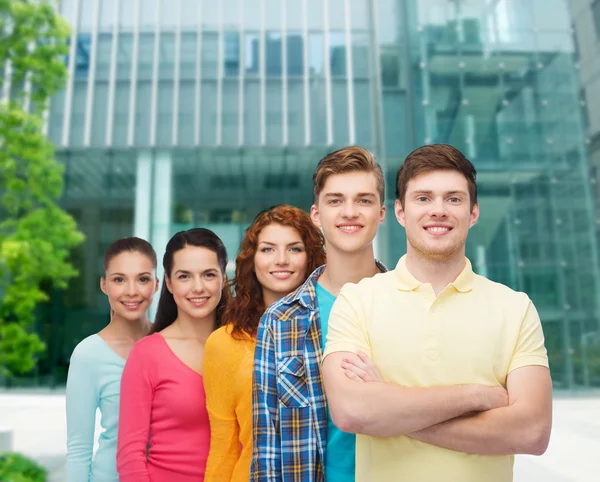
[83, 0, 101, 146]
[62, 0, 81, 147]
[127, 0, 141, 146]
[105, 0, 121, 146]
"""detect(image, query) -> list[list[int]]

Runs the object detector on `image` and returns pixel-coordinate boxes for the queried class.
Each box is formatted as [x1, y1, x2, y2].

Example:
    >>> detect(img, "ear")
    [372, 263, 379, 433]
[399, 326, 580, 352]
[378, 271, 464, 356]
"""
[310, 203, 322, 228]
[469, 203, 480, 228]
[379, 204, 386, 223]
[154, 277, 159, 294]
[394, 199, 406, 227]
[165, 275, 173, 293]
[100, 277, 107, 295]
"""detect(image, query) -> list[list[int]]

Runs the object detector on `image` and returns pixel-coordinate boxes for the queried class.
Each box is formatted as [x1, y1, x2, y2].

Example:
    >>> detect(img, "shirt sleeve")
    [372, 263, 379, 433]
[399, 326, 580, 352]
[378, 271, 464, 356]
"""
[508, 296, 549, 373]
[65, 347, 98, 482]
[323, 283, 370, 358]
[117, 342, 153, 482]
[204, 331, 241, 482]
[250, 312, 282, 482]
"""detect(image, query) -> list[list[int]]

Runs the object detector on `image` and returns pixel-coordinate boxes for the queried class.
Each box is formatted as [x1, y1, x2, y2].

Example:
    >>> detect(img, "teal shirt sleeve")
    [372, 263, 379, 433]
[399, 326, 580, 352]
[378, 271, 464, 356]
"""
[66, 341, 99, 482]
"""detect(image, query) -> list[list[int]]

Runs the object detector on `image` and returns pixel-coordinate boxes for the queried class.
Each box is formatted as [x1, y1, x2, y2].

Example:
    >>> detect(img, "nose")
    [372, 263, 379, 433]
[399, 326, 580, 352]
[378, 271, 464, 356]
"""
[342, 201, 358, 219]
[275, 249, 290, 266]
[429, 197, 448, 218]
[125, 279, 137, 296]
[191, 276, 206, 293]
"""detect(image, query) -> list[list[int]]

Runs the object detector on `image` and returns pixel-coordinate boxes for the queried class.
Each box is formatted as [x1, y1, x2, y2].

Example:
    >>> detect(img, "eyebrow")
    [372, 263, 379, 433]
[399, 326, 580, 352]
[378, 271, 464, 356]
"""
[174, 268, 218, 275]
[323, 192, 377, 198]
[412, 190, 468, 196]
[259, 241, 305, 246]
[109, 272, 153, 276]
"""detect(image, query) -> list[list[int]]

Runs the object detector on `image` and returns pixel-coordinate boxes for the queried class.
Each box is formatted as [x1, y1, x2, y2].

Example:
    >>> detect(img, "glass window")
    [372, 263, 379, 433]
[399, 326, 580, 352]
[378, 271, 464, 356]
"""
[287, 0, 304, 30]
[309, 33, 324, 75]
[156, 81, 174, 146]
[245, 33, 260, 75]
[329, 32, 346, 77]
[178, 80, 196, 146]
[266, 32, 283, 77]
[200, 80, 217, 145]
[287, 79, 305, 145]
[354, 79, 372, 146]
[266, 79, 283, 145]
[99, 0, 116, 32]
[350, 0, 370, 30]
[201, 32, 219, 78]
[265, 0, 282, 30]
[286, 33, 304, 76]
[244, 80, 261, 146]
[133, 81, 151, 146]
[91, 83, 108, 146]
[222, 80, 239, 145]
[224, 31, 240, 77]
[332, 79, 349, 145]
[593, 1, 600, 40]
[309, 79, 327, 144]
[112, 81, 129, 146]
[328, 0, 346, 30]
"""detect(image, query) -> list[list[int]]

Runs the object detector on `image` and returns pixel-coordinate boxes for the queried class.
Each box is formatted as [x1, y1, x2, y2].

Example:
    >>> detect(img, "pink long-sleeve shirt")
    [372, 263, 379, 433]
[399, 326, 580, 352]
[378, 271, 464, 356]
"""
[117, 333, 210, 482]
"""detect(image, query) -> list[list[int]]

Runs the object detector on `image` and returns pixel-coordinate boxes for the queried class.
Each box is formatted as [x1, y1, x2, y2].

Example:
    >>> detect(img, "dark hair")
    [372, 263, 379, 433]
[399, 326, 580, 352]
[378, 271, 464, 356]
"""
[151, 228, 231, 334]
[395, 144, 478, 208]
[103, 237, 157, 273]
[313, 146, 385, 204]
[222, 205, 326, 340]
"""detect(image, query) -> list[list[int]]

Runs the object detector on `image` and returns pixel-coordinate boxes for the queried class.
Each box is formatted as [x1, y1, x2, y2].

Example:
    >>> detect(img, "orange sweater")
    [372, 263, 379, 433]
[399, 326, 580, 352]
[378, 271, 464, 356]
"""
[203, 324, 255, 482]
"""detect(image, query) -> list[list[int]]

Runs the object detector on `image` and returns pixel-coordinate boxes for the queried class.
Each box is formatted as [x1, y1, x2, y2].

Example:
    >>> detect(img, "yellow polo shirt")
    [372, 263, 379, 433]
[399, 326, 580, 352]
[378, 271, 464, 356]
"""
[323, 255, 548, 482]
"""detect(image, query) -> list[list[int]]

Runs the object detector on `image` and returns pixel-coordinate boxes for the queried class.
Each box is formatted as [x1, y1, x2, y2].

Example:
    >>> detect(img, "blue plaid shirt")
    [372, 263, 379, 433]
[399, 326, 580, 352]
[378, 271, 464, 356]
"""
[251, 262, 387, 482]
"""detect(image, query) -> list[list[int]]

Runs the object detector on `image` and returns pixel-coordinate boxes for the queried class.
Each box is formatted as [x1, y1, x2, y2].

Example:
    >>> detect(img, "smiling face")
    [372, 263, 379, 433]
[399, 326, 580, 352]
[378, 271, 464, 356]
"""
[165, 245, 225, 324]
[101, 251, 158, 322]
[311, 171, 386, 255]
[253, 223, 308, 306]
[395, 169, 479, 262]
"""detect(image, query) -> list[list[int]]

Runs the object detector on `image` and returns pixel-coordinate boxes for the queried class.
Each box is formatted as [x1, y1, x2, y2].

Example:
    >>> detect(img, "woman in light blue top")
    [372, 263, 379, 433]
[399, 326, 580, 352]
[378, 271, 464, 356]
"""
[66, 237, 159, 482]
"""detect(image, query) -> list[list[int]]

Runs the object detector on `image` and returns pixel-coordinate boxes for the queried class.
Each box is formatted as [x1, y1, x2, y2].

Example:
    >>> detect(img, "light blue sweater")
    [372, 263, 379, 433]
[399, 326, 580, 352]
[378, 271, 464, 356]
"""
[66, 334, 125, 482]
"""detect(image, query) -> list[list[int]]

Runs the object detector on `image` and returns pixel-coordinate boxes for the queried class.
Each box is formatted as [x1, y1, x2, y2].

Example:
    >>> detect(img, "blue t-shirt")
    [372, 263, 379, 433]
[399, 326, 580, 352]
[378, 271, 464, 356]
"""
[316, 283, 356, 482]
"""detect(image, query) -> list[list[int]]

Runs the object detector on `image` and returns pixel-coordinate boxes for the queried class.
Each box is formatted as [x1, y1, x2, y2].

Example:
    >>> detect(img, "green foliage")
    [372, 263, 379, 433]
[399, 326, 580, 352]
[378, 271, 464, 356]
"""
[0, 452, 47, 482]
[0, 1, 84, 376]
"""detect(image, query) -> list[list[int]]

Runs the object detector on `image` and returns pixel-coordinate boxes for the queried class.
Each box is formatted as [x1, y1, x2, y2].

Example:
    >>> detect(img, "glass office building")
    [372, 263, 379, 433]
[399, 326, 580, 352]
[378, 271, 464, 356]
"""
[26, 0, 600, 388]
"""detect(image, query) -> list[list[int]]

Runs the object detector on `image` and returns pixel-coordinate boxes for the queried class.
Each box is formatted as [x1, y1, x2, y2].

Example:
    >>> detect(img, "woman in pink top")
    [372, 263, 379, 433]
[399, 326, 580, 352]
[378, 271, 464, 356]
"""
[117, 228, 231, 482]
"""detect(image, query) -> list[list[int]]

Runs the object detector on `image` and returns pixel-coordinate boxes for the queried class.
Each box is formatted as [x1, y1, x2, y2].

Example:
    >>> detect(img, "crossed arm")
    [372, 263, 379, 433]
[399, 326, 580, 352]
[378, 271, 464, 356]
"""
[325, 351, 552, 456]
[321, 352, 508, 437]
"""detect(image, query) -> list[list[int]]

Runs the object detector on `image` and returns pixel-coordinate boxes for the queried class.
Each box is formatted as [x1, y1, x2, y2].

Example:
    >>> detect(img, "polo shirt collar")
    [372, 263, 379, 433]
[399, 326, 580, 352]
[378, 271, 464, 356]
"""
[394, 255, 474, 293]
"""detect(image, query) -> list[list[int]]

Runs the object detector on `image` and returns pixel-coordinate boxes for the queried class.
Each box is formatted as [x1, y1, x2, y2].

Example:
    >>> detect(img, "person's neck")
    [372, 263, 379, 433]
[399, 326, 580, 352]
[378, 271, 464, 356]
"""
[318, 244, 379, 296]
[404, 247, 466, 295]
[262, 290, 280, 310]
[171, 313, 216, 343]
[107, 315, 151, 342]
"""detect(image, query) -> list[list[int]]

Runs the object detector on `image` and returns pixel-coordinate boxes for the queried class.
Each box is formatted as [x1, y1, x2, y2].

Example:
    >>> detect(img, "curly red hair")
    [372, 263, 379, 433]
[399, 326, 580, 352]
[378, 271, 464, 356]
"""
[222, 205, 326, 340]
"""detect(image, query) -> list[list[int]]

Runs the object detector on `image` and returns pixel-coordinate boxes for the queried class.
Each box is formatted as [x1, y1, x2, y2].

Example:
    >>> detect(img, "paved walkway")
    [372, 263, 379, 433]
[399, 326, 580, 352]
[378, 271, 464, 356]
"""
[0, 391, 598, 481]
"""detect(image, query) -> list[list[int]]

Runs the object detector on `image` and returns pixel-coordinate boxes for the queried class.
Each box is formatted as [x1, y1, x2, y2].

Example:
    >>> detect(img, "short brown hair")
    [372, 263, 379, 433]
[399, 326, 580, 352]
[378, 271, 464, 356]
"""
[313, 146, 385, 204]
[395, 144, 477, 208]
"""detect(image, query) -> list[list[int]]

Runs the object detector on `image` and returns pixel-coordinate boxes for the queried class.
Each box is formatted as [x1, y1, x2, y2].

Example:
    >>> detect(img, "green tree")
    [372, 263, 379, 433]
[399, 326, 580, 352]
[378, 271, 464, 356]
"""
[0, 0, 84, 376]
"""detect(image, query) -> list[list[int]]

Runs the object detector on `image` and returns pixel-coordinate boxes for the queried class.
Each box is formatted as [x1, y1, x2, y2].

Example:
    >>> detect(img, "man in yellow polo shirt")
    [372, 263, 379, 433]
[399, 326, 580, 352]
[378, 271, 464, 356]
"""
[322, 144, 552, 482]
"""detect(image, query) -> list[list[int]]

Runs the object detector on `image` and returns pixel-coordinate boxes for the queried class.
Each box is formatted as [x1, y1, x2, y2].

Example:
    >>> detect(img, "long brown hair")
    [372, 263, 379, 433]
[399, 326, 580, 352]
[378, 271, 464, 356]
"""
[223, 205, 326, 340]
[151, 228, 231, 334]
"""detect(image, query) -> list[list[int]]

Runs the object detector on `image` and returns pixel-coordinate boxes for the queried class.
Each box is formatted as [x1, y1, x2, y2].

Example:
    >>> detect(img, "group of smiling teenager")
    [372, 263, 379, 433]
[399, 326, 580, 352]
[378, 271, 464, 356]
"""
[65, 144, 552, 482]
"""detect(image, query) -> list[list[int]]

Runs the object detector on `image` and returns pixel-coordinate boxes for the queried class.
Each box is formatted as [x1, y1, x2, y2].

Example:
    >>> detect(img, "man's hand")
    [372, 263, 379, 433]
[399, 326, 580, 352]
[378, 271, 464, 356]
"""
[343, 352, 508, 412]
[473, 385, 509, 411]
[341, 351, 383, 382]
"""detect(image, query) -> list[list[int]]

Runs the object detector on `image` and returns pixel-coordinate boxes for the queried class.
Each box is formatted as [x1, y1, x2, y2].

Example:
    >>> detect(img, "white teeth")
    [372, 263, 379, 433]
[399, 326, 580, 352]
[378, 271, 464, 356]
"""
[427, 227, 449, 233]
[123, 302, 141, 306]
[339, 225, 361, 231]
[189, 298, 207, 303]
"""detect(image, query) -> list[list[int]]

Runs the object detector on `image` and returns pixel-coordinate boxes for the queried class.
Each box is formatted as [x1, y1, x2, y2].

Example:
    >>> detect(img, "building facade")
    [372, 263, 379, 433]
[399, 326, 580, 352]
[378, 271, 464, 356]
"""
[21, 0, 600, 388]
